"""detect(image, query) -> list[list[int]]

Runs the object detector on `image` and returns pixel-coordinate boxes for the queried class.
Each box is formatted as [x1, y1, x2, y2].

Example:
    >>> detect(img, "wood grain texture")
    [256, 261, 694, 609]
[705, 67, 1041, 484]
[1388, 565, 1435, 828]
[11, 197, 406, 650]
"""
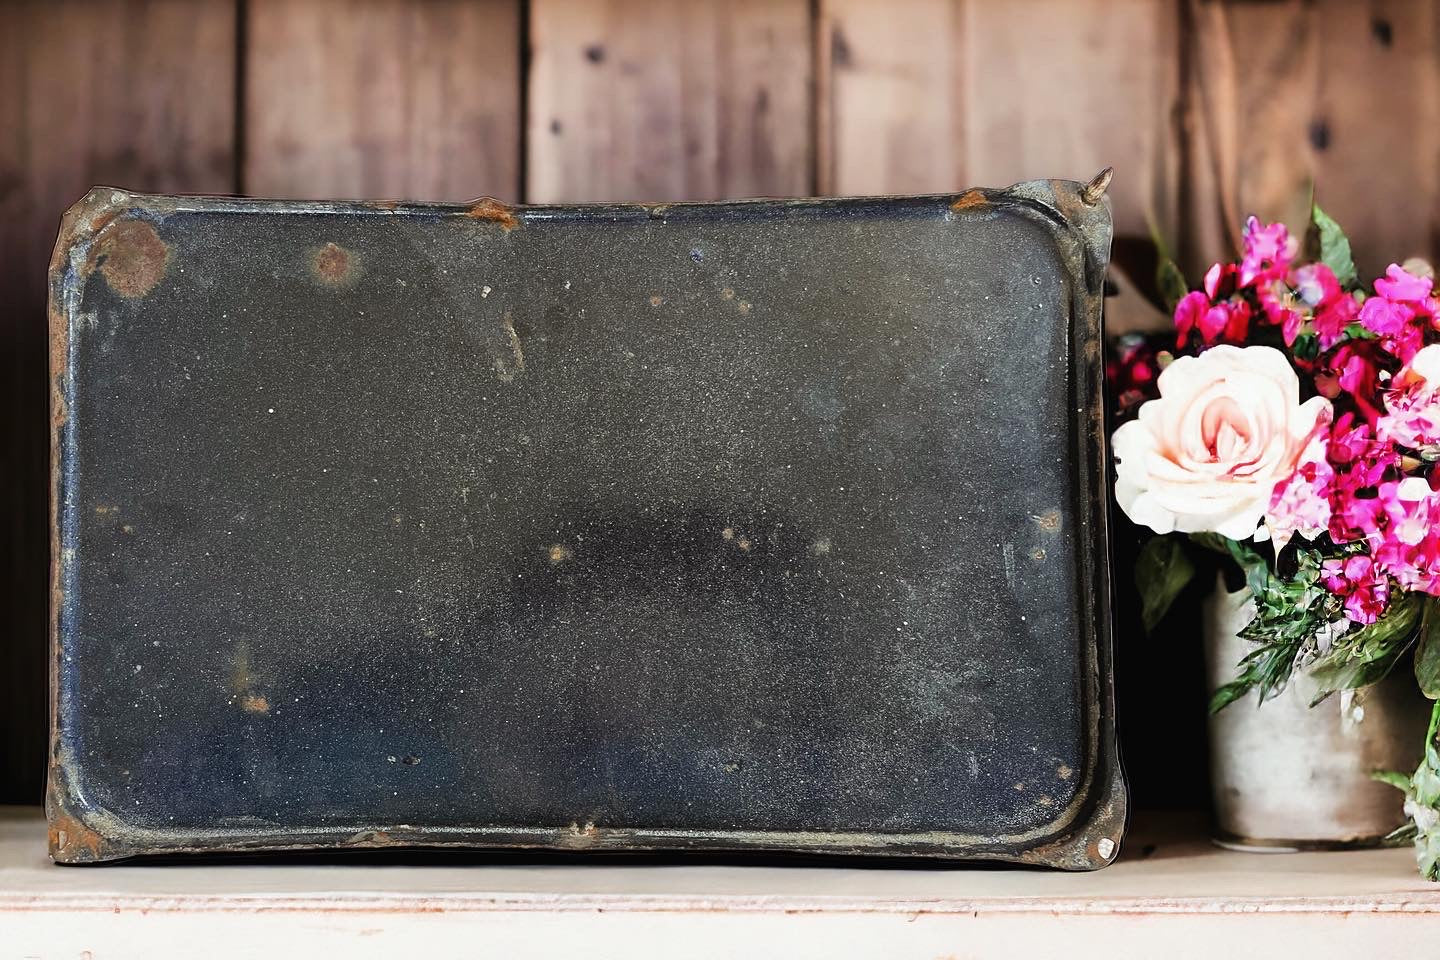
[245, 0, 522, 201]
[817, 0, 1181, 241]
[526, 0, 813, 203]
[0, 0, 236, 802]
[1181, 0, 1440, 280]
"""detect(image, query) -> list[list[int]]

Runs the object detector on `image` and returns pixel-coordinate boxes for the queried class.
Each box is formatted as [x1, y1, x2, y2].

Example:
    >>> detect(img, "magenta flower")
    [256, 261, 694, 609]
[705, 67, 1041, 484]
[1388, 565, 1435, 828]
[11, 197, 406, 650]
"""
[1321, 555, 1390, 624]
[1357, 263, 1436, 364]
[1378, 345, 1440, 453]
[1311, 291, 1360, 350]
[1240, 217, 1294, 286]
[1262, 417, 1333, 551]
[1175, 263, 1253, 348]
[1359, 295, 1414, 337]
[1375, 263, 1435, 302]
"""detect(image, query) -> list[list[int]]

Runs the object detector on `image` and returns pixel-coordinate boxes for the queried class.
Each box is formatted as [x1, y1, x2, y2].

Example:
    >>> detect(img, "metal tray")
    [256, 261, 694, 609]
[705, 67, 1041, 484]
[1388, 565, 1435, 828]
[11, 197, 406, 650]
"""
[47, 176, 1124, 866]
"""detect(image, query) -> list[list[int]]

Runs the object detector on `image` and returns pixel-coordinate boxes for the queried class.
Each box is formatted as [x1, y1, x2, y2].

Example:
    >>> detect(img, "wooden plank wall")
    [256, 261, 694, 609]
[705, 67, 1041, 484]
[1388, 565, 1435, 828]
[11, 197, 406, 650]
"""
[3, 0, 1438, 802]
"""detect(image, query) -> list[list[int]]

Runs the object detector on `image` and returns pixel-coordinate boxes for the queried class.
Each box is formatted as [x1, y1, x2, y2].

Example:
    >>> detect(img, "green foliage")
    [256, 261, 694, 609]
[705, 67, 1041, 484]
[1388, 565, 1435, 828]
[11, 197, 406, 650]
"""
[1289, 332, 1321, 364]
[1377, 701, 1440, 881]
[1199, 538, 1337, 713]
[1135, 536, 1196, 633]
[1373, 769, 1415, 792]
[1155, 257, 1189, 314]
[1306, 592, 1425, 701]
[1312, 202, 1358, 289]
[1416, 597, 1440, 699]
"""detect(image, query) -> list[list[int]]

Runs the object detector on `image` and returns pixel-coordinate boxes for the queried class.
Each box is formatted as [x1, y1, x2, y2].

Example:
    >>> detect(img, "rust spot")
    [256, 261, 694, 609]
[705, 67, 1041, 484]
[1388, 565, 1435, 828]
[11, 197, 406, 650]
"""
[649, 294, 664, 307]
[736, 536, 752, 551]
[721, 527, 735, 540]
[1057, 764, 1073, 780]
[1013, 781, 1026, 792]
[86, 218, 168, 298]
[721, 287, 736, 300]
[49, 811, 108, 862]
[310, 242, 358, 286]
[240, 694, 270, 714]
[365, 199, 401, 210]
[548, 543, 573, 564]
[1032, 509, 1062, 532]
[737, 300, 752, 315]
[94, 505, 118, 515]
[466, 197, 520, 232]
[950, 190, 989, 213]
[1030, 547, 1047, 561]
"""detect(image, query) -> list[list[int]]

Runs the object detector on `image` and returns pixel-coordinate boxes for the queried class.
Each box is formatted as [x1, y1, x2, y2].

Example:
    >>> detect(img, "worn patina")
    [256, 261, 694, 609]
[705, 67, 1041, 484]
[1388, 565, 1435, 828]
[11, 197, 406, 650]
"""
[48, 177, 1123, 866]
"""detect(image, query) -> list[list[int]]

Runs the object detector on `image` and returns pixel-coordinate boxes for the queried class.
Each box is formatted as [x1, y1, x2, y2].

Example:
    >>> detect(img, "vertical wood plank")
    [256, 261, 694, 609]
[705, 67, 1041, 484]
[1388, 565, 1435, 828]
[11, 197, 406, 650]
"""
[0, 0, 236, 802]
[817, 0, 1182, 242]
[1181, 0, 1440, 279]
[527, 0, 813, 203]
[245, 0, 522, 201]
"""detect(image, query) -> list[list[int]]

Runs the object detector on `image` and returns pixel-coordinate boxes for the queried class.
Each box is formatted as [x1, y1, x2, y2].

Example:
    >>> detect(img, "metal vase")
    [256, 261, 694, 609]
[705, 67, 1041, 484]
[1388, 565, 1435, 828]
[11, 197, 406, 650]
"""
[1204, 575, 1432, 850]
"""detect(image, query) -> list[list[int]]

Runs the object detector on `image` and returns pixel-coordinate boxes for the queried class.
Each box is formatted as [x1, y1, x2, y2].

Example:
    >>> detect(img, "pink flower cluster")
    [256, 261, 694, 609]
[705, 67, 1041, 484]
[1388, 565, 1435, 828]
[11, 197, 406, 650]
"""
[1175, 218, 1358, 351]
[1172, 219, 1440, 623]
[1358, 265, 1436, 363]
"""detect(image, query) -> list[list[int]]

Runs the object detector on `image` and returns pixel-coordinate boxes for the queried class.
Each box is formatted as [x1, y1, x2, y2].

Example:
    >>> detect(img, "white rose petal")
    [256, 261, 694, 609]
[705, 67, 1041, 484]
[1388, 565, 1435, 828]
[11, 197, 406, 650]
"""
[1112, 345, 1332, 538]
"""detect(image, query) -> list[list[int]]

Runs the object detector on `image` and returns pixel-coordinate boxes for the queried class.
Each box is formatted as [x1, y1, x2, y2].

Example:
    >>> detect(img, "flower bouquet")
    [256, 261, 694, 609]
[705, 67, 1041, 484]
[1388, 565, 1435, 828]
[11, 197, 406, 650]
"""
[1112, 208, 1440, 879]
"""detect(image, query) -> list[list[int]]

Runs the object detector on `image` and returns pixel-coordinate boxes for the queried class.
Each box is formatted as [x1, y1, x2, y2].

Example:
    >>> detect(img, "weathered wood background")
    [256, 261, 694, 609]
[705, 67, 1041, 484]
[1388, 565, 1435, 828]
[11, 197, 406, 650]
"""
[4, 0, 1438, 802]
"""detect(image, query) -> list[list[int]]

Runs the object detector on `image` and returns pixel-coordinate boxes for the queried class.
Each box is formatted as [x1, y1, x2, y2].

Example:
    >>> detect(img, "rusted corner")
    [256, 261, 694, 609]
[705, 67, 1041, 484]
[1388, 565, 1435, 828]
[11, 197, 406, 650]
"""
[46, 758, 130, 864]
[1017, 769, 1128, 871]
[47, 810, 114, 864]
[464, 197, 521, 232]
[1004, 176, 1114, 297]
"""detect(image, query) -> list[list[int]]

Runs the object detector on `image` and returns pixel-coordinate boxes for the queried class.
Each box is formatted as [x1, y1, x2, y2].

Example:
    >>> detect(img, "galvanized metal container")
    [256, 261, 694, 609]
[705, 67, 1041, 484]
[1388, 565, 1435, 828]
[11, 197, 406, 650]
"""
[48, 177, 1123, 866]
[1205, 577, 1431, 849]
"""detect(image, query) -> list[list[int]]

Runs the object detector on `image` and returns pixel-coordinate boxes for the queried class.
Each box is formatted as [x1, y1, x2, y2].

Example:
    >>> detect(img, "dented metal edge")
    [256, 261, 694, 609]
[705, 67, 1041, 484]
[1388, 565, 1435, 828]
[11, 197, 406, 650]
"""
[46, 181, 1124, 867]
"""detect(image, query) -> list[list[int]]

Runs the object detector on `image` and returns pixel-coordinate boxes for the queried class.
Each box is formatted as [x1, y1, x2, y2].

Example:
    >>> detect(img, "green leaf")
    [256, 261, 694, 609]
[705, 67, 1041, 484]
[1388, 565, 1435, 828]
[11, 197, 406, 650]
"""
[1190, 533, 1270, 598]
[1307, 592, 1424, 696]
[1372, 769, 1414, 792]
[1135, 536, 1196, 632]
[1206, 547, 1341, 712]
[1313, 202, 1358, 289]
[1156, 258, 1189, 314]
[1416, 597, 1440, 699]
[1208, 681, 1252, 714]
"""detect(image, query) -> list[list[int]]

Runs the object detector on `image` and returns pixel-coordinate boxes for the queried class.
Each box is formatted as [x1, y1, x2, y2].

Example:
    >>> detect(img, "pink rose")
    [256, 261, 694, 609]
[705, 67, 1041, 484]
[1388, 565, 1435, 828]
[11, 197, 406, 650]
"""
[1112, 345, 1332, 539]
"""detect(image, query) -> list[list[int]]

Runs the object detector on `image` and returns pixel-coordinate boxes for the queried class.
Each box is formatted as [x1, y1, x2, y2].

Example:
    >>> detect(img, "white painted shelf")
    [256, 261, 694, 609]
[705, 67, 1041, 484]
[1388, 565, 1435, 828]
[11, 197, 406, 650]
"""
[2, 807, 1437, 958]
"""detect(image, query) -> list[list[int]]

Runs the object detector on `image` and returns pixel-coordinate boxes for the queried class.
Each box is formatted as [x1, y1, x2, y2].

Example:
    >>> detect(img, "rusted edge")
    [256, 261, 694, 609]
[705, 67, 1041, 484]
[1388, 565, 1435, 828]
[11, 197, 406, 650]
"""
[464, 196, 521, 232]
[46, 186, 145, 864]
[966, 176, 1122, 870]
[949, 189, 990, 213]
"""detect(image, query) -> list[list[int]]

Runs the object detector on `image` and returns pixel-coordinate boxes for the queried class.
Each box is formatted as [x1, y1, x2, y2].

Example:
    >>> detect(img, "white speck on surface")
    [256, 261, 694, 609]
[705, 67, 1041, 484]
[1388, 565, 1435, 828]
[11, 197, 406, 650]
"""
[1097, 837, 1116, 859]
